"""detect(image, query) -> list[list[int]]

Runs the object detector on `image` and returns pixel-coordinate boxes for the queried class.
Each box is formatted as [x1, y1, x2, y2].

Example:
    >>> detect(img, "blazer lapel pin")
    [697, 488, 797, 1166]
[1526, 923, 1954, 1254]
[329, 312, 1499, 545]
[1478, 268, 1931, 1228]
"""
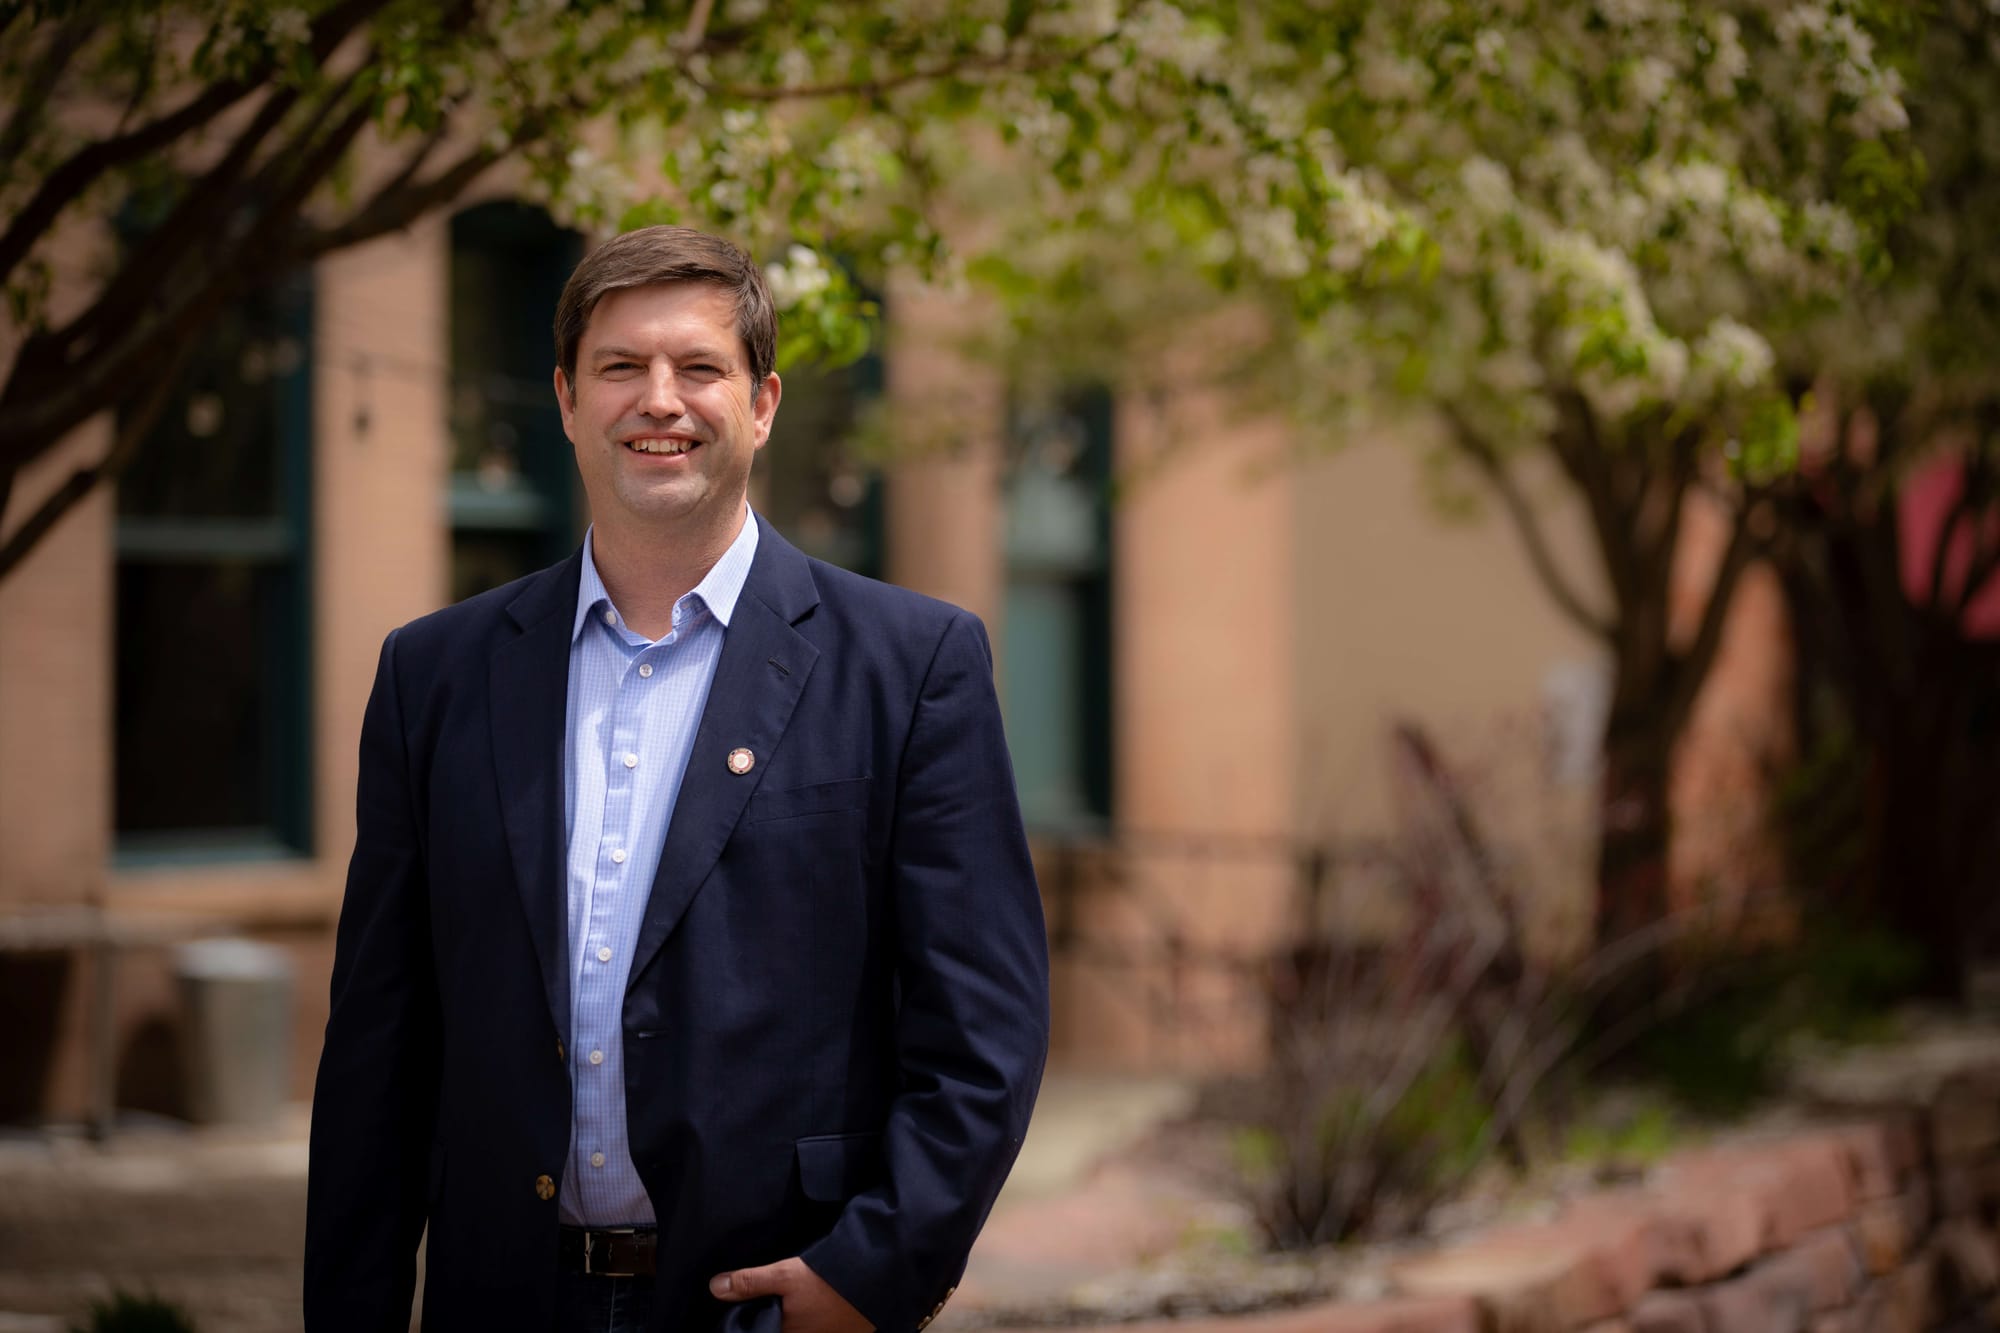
[727, 747, 755, 775]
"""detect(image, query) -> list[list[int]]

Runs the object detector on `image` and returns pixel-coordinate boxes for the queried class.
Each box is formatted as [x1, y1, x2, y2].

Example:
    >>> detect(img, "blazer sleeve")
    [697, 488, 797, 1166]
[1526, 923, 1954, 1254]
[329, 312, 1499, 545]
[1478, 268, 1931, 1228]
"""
[798, 610, 1052, 1330]
[304, 628, 442, 1331]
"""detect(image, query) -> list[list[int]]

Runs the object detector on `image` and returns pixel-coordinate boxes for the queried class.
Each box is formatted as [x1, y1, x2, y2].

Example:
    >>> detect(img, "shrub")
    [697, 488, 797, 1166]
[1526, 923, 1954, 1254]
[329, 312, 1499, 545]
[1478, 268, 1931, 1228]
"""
[71, 1293, 199, 1333]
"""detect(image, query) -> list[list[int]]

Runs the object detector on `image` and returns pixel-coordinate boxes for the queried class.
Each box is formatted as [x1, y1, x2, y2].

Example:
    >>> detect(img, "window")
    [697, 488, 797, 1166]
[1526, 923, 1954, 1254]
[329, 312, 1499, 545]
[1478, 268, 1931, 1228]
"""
[449, 202, 584, 601]
[114, 272, 314, 859]
[1001, 386, 1114, 831]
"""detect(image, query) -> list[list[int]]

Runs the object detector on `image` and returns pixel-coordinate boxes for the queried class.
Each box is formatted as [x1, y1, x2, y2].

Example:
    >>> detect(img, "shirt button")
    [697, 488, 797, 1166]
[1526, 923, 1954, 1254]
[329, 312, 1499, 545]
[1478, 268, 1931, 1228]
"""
[597, 946, 613, 963]
[638, 663, 653, 678]
[602, 609, 617, 626]
[623, 753, 638, 769]
[591, 1151, 606, 1168]
[589, 1049, 604, 1065]
[611, 848, 627, 864]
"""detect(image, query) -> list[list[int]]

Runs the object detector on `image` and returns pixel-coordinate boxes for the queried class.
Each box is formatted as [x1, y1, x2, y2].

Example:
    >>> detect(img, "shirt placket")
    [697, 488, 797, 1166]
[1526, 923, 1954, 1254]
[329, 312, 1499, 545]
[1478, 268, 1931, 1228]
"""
[578, 616, 683, 1217]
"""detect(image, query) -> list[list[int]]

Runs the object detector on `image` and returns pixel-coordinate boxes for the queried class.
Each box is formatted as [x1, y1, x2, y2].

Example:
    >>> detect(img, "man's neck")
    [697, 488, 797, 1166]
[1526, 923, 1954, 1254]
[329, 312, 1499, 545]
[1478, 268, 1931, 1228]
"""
[590, 506, 748, 640]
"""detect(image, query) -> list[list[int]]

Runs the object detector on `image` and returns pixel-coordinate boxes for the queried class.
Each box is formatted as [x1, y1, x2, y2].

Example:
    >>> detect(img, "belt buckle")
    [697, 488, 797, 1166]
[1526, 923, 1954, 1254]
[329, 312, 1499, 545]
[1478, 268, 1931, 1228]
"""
[583, 1227, 638, 1278]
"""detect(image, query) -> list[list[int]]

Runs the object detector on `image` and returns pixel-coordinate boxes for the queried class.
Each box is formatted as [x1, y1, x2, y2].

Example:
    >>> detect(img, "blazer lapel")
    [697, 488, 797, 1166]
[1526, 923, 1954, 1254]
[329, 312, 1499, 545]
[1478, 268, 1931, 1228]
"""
[490, 553, 583, 1040]
[627, 519, 821, 993]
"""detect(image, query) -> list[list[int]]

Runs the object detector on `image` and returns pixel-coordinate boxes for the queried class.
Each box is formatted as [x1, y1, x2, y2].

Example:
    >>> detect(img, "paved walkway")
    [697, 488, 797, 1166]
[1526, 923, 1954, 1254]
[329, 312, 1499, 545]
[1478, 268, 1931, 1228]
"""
[0, 1074, 1204, 1333]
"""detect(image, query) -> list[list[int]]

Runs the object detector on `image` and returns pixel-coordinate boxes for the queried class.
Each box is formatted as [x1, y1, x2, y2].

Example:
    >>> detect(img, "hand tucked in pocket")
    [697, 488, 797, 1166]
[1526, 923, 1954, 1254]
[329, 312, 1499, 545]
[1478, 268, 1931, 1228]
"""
[710, 1257, 874, 1333]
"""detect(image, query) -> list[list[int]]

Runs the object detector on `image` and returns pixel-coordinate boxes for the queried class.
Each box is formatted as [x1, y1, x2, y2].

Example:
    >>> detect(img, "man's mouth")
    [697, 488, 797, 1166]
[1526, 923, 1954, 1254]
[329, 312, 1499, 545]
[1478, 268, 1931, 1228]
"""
[624, 436, 700, 455]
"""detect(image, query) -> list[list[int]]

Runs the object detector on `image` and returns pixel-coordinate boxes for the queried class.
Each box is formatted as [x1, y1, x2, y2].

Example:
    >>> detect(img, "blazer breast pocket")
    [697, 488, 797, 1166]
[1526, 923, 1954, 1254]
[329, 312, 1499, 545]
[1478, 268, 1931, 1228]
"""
[744, 776, 871, 825]
[793, 1130, 884, 1203]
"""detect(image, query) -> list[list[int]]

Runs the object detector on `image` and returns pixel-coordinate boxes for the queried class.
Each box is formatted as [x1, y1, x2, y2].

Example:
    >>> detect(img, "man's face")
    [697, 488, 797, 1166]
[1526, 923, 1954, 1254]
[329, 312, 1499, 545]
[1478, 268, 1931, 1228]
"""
[555, 282, 780, 539]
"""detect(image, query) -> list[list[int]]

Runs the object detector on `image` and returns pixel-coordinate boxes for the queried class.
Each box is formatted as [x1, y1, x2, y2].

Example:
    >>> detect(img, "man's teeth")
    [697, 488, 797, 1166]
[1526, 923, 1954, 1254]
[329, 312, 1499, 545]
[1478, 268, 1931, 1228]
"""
[628, 438, 695, 454]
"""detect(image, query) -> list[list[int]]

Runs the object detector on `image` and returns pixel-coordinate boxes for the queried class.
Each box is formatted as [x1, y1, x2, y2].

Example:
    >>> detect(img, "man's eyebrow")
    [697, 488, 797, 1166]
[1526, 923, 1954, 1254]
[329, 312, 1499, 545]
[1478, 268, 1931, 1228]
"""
[588, 344, 735, 365]
[674, 346, 734, 365]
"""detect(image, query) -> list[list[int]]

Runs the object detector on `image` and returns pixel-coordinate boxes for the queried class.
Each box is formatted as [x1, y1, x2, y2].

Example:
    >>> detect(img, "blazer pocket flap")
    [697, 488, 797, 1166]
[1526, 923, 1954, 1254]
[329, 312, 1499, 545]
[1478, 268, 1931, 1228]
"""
[747, 777, 871, 824]
[794, 1131, 884, 1203]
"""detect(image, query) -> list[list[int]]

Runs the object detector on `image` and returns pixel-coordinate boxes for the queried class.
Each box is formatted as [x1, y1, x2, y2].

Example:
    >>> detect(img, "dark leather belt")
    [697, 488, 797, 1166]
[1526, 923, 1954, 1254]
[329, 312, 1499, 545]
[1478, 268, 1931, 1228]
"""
[558, 1225, 658, 1277]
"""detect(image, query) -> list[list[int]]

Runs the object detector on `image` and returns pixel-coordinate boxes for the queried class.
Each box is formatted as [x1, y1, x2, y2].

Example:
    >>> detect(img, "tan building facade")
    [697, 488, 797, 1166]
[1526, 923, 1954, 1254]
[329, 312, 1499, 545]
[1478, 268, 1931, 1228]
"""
[0, 202, 1786, 1122]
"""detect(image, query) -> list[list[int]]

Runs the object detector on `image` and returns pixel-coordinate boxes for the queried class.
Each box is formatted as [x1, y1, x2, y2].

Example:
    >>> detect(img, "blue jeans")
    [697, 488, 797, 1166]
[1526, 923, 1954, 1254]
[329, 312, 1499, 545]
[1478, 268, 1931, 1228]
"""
[558, 1270, 656, 1333]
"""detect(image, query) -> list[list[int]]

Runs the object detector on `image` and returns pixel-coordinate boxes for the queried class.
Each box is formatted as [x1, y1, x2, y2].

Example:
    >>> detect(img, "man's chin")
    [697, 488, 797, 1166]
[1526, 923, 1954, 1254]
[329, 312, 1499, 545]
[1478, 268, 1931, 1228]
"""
[610, 481, 737, 531]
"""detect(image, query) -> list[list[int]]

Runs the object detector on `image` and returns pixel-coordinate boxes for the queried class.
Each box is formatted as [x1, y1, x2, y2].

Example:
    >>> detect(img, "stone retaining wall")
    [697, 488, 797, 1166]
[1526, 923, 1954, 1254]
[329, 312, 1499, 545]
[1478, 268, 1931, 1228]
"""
[1346, 1047, 2000, 1333]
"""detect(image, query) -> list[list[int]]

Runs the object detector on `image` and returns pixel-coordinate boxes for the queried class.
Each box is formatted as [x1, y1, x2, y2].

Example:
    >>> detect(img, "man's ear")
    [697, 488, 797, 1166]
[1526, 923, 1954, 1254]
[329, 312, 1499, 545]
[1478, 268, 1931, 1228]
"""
[752, 370, 782, 449]
[554, 367, 576, 441]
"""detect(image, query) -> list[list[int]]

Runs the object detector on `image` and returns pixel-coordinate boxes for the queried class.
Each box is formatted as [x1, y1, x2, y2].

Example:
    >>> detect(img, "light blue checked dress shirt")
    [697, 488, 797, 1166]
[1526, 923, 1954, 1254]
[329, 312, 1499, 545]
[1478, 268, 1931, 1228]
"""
[560, 511, 759, 1226]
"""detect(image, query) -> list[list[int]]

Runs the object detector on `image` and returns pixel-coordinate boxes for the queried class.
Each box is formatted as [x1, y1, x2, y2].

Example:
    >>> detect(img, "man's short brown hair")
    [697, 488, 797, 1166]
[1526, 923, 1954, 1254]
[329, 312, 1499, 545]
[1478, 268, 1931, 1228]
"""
[553, 225, 778, 396]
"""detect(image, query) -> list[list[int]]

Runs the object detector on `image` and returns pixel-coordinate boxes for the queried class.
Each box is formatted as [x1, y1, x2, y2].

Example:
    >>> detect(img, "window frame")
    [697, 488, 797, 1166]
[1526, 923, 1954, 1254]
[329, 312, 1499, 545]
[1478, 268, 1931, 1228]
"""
[1000, 383, 1115, 835]
[111, 268, 316, 865]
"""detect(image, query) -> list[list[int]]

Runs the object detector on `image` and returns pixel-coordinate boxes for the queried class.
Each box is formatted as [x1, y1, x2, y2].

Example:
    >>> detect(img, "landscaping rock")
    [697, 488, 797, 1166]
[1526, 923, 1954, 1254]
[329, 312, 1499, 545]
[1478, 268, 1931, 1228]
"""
[1390, 1213, 1632, 1332]
[1933, 1088, 2000, 1162]
[1698, 1254, 1817, 1333]
[1852, 1199, 1916, 1276]
[1626, 1291, 1703, 1333]
[1933, 1218, 2000, 1296]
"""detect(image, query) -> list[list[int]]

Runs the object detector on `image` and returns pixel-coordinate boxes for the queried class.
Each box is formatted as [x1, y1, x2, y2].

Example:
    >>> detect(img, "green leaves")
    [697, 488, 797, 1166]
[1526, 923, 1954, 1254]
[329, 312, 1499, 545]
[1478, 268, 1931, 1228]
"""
[767, 246, 877, 374]
[1728, 394, 1801, 482]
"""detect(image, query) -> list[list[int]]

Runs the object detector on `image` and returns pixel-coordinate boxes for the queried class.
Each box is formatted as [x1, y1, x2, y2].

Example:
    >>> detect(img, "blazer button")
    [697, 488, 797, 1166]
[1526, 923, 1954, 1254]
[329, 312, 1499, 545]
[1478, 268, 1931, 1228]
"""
[534, 1174, 555, 1201]
[556, 1040, 565, 1064]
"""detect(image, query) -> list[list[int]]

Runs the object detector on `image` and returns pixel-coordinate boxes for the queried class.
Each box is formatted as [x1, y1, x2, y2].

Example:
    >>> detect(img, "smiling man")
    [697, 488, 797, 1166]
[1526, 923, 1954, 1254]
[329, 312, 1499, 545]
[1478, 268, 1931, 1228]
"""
[305, 227, 1050, 1333]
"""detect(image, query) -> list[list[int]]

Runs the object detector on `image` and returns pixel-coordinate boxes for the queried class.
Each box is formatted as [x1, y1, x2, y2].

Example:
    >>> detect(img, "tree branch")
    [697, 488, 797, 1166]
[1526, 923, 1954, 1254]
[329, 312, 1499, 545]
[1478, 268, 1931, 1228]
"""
[679, 0, 716, 51]
[1549, 388, 1643, 617]
[0, 0, 392, 289]
[0, 337, 195, 582]
[1645, 429, 1699, 564]
[240, 65, 379, 214]
[1443, 404, 1616, 641]
[0, 72, 373, 561]
[1662, 498, 1759, 740]
[0, 10, 93, 172]
[110, 4, 172, 138]
[1928, 466, 1977, 614]
[34, 82, 304, 370]
[288, 138, 504, 262]
[0, 62, 375, 469]
[1959, 538, 2000, 620]
[235, 94, 381, 265]
[1949, 439, 2000, 618]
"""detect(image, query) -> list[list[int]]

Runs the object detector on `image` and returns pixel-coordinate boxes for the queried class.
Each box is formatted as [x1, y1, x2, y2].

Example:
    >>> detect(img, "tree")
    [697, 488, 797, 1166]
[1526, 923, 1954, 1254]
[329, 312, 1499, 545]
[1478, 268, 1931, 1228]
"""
[0, 0, 1395, 579]
[2, 1, 1929, 953]
[1765, 0, 2000, 994]
[949, 0, 1918, 947]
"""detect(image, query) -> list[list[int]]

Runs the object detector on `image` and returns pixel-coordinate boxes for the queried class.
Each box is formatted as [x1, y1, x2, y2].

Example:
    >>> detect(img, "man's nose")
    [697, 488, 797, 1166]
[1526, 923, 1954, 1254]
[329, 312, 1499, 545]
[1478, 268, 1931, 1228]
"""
[638, 365, 684, 418]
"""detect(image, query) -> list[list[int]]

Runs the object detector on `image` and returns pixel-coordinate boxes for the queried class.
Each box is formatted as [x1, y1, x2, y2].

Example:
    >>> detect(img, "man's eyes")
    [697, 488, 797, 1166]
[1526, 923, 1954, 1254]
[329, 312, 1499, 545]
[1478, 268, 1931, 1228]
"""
[598, 362, 722, 376]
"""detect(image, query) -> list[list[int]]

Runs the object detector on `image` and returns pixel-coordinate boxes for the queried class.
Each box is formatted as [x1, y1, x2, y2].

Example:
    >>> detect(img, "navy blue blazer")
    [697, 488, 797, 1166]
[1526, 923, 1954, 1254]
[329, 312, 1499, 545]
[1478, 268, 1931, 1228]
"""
[304, 517, 1050, 1332]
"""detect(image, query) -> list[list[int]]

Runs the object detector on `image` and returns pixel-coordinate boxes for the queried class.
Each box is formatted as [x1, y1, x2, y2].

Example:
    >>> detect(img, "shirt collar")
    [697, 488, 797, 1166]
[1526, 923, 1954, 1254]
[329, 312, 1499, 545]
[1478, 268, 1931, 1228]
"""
[572, 508, 761, 643]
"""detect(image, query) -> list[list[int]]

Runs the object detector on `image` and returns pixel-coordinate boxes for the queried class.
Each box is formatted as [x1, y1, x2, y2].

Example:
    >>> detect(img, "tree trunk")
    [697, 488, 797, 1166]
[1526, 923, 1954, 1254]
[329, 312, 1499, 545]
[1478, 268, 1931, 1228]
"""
[1594, 703, 1674, 952]
[1865, 638, 2000, 997]
[1774, 452, 2000, 998]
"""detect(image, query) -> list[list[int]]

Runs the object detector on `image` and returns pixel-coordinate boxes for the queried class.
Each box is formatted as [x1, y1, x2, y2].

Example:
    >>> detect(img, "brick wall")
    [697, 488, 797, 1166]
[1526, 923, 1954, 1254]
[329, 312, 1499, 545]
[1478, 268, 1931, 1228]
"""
[1345, 1044, 2000, 1333]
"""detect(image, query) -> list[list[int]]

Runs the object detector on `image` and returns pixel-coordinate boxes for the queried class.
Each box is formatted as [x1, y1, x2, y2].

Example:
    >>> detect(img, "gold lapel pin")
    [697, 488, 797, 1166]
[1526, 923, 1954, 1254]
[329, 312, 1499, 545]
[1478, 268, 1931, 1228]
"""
[727, 747, 755, 775]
